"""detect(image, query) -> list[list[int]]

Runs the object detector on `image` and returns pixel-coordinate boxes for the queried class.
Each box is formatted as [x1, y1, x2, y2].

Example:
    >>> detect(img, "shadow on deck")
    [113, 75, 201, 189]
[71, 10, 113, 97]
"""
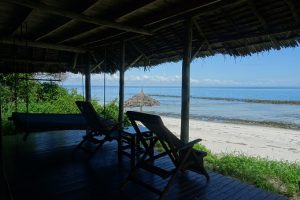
[3, 131, 287, 200]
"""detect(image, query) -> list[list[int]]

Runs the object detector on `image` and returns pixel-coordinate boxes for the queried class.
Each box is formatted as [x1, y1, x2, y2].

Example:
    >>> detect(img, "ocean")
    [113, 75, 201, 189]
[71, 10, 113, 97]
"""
[64, 85, 300, 129]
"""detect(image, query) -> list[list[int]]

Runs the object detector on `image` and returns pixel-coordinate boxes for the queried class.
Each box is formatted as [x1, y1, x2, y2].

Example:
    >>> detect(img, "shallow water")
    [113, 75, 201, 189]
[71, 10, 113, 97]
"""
[65, 85, 300, 129]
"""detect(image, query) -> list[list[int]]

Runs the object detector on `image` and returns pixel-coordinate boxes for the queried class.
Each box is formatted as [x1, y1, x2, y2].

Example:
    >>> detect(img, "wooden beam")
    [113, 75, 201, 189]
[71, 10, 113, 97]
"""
[118, 41, 125, 125]
[81, 0, 245, 48]
[219, 8, 249, 49]
[285, 0, 300, 24]
[91, 60, 104, 73]
[5, 0, 152, 36]
[129, 42, 150, 60]
[87, 0, 241, 48]
[0, 58, 69, 65]
[181, 17, 193, 143]
[57, 0, 155, 44]
[35, 0, 99, 41]
[126, 54, 143, 68]
[247, 0, 281, 49]
[0, 37, 87, 53]
[193, 19, 213, 53]
[191, 42, 205, 61]
[89, 52, 99, 64]
[72, 53, 79, 69]
[11, 11, 32, 36]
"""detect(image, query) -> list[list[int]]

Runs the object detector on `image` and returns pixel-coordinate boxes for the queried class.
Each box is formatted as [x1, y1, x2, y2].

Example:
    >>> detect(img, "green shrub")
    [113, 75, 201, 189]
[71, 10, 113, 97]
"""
[193, 144, 300, 198]
[0, 74, 128, 134]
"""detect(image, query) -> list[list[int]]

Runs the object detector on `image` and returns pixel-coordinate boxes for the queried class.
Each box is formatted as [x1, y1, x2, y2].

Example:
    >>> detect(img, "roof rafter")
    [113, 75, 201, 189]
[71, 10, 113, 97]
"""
[78, 0, 246, 47]
[3, 0, 152, 36]
[57, 0, 155, 45]
[126, 54, 143, 68]
[0, 37, 87, 53]
[129, 41, 150, 61]
[247, 0, 281, 49]
[193, 19, 213, 53]
[191, 42, 205, 61]
[35, 0, 100, 41]
[0, 58, 69, 65]
[11, 9, 32, 36]
[284, 0, 300, 24]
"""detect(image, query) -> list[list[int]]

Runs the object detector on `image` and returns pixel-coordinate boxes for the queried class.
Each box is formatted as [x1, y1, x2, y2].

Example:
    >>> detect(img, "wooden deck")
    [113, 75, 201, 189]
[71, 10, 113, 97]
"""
[3, 131, 287, 200]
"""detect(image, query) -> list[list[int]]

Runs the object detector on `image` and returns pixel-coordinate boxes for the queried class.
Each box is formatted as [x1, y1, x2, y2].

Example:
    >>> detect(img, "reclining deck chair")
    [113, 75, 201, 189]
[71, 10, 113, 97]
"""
[74, 101, 121, 156]
[123, 111, 209, 199]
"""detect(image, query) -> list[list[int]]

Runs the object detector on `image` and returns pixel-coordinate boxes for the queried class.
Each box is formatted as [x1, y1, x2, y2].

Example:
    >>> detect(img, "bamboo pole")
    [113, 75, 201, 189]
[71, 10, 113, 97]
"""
[180, 17, 193, 143]
[85, 56, 91, 102]
[118, 41, 125, 125]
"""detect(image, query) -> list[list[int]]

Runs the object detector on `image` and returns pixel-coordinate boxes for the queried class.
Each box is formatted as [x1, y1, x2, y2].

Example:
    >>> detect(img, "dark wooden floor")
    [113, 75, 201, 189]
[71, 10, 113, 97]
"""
[3, 131, 287, 200]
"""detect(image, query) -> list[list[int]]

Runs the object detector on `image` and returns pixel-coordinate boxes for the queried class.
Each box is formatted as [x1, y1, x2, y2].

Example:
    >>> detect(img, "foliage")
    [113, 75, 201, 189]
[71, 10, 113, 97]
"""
[193, 143, 300, 198]
[0, 73, 125, 134]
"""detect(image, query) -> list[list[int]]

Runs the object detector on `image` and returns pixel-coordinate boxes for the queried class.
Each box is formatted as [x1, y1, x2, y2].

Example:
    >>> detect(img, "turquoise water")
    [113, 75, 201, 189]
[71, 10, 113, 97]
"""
[64, 85, 300, 129]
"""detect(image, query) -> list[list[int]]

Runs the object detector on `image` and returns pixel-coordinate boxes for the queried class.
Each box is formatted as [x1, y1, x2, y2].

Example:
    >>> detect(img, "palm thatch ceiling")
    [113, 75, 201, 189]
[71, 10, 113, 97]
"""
[0, 0, 299, 74]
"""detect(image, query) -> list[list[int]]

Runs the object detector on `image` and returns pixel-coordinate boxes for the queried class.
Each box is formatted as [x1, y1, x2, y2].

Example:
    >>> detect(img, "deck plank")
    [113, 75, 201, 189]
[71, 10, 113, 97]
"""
[3, 131, 288, 200]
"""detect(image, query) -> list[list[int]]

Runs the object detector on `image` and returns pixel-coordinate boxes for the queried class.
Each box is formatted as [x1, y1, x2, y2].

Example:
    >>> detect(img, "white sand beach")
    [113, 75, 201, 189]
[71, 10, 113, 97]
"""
[161, 116, 300, 162]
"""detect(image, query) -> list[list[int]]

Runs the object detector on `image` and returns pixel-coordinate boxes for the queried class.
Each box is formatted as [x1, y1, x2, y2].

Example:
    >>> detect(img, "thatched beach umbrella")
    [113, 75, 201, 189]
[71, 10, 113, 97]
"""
[124, 89, 160, 112]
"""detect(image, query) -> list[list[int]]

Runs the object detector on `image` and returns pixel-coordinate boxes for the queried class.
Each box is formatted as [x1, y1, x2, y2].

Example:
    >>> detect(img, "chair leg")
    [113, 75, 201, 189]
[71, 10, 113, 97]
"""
[72, 136, 88, 155]
[117, 132, 123, 164]
[160, 148, 193, 199]
[192, 151, 210, 181]
[159, 171, 179, 200]
[121, 165, 139, 190]
[199, 165, 210, 182]
[88, 140, 105, 159]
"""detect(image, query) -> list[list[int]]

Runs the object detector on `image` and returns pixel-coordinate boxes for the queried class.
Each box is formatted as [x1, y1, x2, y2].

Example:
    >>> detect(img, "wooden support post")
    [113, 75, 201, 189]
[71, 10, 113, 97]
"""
[85, 56, 91, 102]
[181, 17, 193, 143]
[118, 41, 125, 125]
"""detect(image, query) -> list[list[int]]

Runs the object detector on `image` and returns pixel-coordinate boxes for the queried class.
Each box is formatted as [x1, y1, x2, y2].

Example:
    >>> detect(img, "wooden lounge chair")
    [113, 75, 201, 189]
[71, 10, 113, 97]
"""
[123, 111, 209, 199]
[74, 101, 121, 156]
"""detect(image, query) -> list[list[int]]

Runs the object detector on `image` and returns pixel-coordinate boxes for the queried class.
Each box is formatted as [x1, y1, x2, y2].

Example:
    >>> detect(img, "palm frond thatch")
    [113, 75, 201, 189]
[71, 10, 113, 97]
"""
[124, 90, 160, 112]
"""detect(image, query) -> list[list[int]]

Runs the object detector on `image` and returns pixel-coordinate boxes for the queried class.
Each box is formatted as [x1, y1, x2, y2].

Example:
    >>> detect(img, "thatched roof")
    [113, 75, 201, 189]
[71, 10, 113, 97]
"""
[0, 0, 299, 74]
[124, 90, 160, 108]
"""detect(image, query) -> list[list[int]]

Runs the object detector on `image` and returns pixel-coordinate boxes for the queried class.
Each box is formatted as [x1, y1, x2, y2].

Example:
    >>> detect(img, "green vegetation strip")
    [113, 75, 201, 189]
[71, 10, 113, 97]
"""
[0, 74, 123, 135]
[193, 144, 300, 199]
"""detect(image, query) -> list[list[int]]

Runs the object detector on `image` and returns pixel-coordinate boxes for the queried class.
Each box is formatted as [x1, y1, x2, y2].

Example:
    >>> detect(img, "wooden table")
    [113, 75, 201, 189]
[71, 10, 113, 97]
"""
[119, 126, 153, 168]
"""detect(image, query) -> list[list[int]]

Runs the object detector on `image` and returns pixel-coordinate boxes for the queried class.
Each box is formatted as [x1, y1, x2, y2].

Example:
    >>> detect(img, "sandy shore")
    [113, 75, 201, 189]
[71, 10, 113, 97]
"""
[160, 116, 300, 162]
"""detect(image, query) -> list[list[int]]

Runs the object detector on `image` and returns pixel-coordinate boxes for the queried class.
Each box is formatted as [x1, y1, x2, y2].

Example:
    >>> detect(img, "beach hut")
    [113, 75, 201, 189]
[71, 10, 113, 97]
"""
[0, 0, 299, 199]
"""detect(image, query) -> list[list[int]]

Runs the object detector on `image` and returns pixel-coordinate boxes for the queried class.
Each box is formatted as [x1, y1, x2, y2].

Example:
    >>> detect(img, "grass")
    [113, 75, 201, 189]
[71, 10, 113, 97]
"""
[154, 142, 299, 198]
[193, 144, 300, 198]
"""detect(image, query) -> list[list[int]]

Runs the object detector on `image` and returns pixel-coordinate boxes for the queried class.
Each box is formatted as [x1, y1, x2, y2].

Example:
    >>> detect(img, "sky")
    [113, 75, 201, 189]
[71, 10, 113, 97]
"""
[63, 46, 300, 87]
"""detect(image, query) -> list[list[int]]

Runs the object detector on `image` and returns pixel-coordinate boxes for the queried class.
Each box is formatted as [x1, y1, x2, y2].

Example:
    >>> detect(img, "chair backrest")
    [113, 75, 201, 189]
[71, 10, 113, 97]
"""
[76, 101, 110, 132]
[126, 111, 184, 162]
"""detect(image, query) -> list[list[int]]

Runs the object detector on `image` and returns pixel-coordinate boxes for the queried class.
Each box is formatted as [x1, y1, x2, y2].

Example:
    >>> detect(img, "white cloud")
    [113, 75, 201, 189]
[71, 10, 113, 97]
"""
[62, 72, 299, 87]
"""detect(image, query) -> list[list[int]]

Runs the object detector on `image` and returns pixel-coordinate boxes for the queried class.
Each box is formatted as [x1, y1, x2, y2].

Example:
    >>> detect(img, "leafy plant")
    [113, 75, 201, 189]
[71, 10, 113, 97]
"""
[193, 143, 300, 198]
[0, 74, 129, 134]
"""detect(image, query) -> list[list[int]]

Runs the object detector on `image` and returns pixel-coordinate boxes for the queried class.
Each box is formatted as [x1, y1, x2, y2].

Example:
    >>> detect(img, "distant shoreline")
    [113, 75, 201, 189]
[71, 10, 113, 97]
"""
[148, 111, 300, 131]
[150, 95, 300, 105]
[64, 85, 300, 89]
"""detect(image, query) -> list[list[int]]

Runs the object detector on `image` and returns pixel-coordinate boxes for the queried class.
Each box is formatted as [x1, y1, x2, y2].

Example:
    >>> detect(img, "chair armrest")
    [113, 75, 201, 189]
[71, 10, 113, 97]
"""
[142, 135, 157, 140]
[176, 138, 202, 152]
[109, 121, 127, 131]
